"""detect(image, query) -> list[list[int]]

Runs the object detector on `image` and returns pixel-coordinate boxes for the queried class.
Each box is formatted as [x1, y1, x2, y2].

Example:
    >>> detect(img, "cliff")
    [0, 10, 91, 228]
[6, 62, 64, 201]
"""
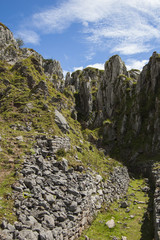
[69, 52, 160, 163]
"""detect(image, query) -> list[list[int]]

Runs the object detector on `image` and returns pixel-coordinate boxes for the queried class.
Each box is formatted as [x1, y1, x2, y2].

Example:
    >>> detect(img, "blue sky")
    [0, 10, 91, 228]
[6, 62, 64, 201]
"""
[1, 0, 160, 74]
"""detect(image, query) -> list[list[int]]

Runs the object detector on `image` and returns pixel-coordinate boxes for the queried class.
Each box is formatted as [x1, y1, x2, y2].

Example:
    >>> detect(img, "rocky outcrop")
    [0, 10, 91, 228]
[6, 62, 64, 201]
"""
[21, 48, 43, 66]
[0, 23, 19, 64]
[69, 68, 104, 125]
[70, 55, 137, 128]
[43, 59, 64, 91]
[95, 55, 130, 123]
[54, 109, 70, 133]
[0, 23, 64, 92]
[69, 52, 160, 160]
[0, 23, 17, 46]
[0, 136, 129, 240]
[0, 23, 43, 66]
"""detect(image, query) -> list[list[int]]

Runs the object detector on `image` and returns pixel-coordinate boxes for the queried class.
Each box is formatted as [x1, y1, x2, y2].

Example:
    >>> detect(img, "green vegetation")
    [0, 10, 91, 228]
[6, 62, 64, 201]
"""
[0, 172, 17, 224]
[103, 119, 112, 125]
[79, 178, 153, 240]
[15, 38, 24, 47]
[56, 148, 66, 157]
[0, 22, 9, 30]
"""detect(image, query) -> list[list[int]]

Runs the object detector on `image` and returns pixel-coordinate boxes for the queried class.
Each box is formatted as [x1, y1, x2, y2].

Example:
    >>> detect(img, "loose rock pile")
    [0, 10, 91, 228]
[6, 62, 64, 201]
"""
[0, 136, 129, 240]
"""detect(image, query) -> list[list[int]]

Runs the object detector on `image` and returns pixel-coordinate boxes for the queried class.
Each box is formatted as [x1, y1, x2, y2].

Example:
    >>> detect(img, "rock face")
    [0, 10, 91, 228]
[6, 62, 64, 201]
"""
[0, 23, 17, 47]
[96, 55, 128, 122]
[0, 23, 19, 64]
[0, 136, 130, 240]
[0, 23, 42, 65]
[70, 55, 136, 129]
[70, 52, 160, 160]
[68, 67, 104, 126]
[43, 59, 64, 91]
[54, 109, 70, 133]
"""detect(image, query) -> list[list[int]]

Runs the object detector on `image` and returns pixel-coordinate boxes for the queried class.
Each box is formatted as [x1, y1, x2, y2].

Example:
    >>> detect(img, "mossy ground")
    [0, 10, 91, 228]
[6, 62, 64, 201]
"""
[78, 178, 154, 240]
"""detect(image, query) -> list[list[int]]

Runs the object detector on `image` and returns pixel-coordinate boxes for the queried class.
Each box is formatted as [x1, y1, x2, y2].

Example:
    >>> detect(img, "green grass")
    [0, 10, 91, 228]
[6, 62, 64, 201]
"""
[78, 178, 153, 240]
[0, 172, 17, 224]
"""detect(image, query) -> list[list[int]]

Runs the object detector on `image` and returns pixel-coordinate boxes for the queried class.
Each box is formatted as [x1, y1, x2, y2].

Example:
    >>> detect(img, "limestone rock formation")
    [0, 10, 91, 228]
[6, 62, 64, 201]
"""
[96, 55, 129, 122]
[54, 109, 70, 133]
[70, 67, 104, 126]
[70, 52, 160, 159]
[0, 23, 17, 46]
[0, 23, 64, 91]
[0, 23, 19, 64]
[43, 59, 64, 91]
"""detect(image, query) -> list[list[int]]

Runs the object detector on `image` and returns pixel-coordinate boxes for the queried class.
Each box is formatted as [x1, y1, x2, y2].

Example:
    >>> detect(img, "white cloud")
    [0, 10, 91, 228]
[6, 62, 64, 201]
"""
[32, 0, 115, 32]
[16, 30, 40, 44]
[30, 0, 160, 55]
[112, 43, 152, 55]
[72, 63, 104, 72]
[126, 59, 148, 71]
[73, 66, 83, 71]
[85, 51, 96, 61]
[86, 63, 104, 70]
[63, 70, 69, 77]
[82, 21, 89, 27]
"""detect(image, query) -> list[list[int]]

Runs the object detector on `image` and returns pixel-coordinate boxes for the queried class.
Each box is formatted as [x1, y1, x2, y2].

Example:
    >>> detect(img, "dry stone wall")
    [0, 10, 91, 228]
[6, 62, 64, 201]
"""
[0, 136, 130, 240]
[35, 135, 71, 156]
[152, 165, 160, 240]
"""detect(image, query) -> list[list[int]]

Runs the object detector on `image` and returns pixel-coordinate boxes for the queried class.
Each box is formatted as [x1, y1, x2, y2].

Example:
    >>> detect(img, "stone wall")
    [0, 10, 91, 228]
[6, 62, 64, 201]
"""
[35, 135, 71, 156]
[152, 165, 160, 240]
[0, 136, 130, 240]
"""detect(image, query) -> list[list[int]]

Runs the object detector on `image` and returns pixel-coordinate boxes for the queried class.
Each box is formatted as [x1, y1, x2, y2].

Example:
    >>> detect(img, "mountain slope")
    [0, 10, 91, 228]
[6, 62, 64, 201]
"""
[0, 22, 159, 240]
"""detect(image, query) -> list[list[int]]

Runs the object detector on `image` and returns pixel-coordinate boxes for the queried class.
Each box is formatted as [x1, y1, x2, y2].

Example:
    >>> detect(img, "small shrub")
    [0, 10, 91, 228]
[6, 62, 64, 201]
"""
[56, 148, 66, 157]
[103, 119, 112, 125]
[16, 38, 24, 48]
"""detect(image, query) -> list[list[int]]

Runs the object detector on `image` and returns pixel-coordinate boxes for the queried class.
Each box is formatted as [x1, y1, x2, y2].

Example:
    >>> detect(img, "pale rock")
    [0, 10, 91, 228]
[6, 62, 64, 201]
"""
[16, 136, 23, 142]
[55, 109, 70, 133]
[121, 236, 127, 240]
[105, 219, 115, 228]
[18, 229, 38, 240]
